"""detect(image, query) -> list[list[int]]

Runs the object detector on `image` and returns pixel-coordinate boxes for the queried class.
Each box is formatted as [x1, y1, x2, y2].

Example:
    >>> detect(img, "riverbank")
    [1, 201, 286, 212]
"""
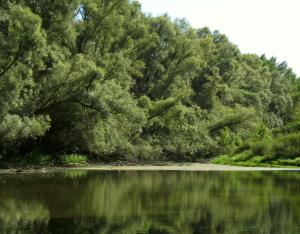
[0, 163, 300, 174]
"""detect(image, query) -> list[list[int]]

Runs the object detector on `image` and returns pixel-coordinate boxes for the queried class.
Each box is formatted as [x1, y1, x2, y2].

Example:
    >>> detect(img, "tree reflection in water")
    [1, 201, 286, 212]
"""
[0, 171, 299, 234]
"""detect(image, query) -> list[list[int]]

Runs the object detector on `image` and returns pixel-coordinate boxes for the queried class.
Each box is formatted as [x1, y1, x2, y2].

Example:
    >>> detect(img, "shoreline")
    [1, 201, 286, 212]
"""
[1, 163, 300, 174]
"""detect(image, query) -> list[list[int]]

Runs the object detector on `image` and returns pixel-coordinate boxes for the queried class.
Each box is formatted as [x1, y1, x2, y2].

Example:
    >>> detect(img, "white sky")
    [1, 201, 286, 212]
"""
[137, 0, 300, 76]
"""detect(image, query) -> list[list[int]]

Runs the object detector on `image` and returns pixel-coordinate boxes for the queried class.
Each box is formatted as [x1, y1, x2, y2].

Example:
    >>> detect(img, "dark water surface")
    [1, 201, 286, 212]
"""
[0, 170, 300, 234]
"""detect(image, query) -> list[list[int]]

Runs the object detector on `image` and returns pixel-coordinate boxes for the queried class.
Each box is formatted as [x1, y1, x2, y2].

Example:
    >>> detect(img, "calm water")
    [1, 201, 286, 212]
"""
[0, 170, 300, 234]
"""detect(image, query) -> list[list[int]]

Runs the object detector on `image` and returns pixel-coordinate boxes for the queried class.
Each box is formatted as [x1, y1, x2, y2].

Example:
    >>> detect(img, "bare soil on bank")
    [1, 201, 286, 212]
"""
[0, 163, 299, 174]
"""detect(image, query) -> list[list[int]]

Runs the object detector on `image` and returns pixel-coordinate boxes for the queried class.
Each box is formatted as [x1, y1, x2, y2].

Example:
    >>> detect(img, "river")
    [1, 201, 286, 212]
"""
[0, 170, 299, 233]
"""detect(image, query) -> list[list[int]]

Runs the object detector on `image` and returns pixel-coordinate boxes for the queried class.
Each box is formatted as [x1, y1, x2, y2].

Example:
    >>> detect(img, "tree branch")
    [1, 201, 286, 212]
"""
[0, 48, 22, 78]
[77, 0, 122, 52]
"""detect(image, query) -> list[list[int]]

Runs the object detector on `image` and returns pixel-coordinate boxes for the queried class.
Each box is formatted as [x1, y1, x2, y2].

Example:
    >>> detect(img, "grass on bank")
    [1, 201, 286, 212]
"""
[212, 154, 300, 168]
[212, 149, 268, 167]
[59, 154, 87, 165]
[212, 132, 300, 168]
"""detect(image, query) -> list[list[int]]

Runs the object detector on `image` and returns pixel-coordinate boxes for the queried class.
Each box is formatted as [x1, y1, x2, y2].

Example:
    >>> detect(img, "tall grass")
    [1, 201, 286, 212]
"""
[59, 154, 88, 165]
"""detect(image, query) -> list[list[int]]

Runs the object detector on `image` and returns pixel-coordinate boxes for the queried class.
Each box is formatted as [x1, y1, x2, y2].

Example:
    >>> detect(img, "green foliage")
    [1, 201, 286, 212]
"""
[3, 151, 53, 166]
[59, 154, 88, 165]
[271, 133, 300, 159]
[214, 131, 300, 167]
[0, 0, 299, 165]
[0, 4, 50, 156]
[275, 158, 300, 167]
[24, 153, 52, 164]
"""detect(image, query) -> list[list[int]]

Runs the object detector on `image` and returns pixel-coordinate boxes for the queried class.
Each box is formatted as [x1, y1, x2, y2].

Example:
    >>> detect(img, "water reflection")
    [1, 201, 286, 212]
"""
[0, 171, 299, 233]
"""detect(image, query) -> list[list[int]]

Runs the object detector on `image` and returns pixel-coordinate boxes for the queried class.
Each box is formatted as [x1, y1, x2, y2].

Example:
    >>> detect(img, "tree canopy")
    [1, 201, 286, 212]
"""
[0, 0, 299, 165]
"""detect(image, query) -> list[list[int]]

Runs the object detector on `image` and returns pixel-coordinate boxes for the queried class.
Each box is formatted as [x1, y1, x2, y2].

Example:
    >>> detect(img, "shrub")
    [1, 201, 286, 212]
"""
[271, 133, 300, 159]
[275, 158, 300, 167]
[24, 152, 52, 165]
[59, 154, 88, 165]
[212, 155, 231, 164]
[250, 140, 271, 156]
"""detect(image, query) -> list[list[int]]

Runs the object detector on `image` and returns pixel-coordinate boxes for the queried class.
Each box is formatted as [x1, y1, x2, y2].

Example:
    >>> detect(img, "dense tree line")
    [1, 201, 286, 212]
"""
[0, 0, 299, 165]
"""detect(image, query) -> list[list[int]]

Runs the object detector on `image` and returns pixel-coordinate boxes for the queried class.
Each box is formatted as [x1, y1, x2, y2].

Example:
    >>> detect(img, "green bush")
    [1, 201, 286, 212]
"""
[212, 155, 231, 164]
[271, 133, 300, 159]
[59, 154, 88, 165]
[233, 141, 252, 154]
[24, 152, 52, 165]
[250, 140, 271, 156]
[214, 132, 300, 167]
[275, 158, 300, 167]
[248, 156, 267, 164]
[213, 150, 252, 163]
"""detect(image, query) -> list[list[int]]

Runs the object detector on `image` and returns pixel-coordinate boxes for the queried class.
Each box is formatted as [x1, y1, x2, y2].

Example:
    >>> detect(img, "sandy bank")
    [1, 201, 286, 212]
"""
[0, 163, 299, 174]
[78, 163, 300, 171]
